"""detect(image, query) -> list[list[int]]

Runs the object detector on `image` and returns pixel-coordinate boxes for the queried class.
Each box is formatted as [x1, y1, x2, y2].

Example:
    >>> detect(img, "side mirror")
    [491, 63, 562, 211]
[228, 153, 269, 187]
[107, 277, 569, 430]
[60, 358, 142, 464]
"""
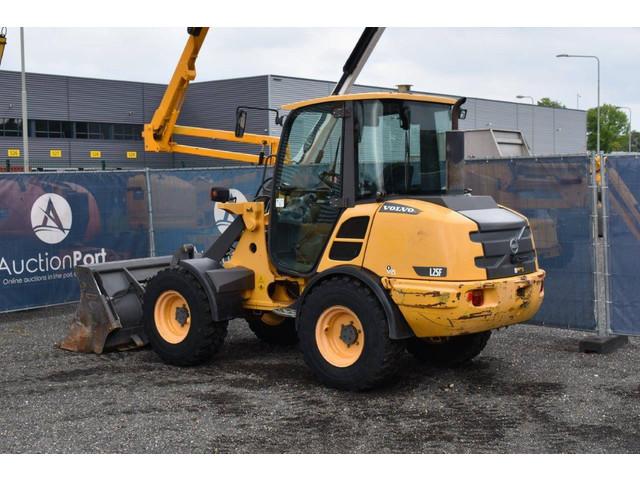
[458, 108, 467, 120]
[235, 109, 247, 138]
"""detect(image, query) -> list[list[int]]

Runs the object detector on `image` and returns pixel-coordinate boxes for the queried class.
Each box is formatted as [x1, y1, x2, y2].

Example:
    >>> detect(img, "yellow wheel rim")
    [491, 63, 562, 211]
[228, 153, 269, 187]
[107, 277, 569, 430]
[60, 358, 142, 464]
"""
[315, 306, 364, 368]
[154, 290, 191, 344]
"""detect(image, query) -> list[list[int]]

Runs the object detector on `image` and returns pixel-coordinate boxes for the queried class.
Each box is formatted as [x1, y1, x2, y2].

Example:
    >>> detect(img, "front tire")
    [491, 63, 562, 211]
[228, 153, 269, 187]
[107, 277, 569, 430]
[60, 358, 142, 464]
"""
[406, 331, 491, 367]
[142, 267, 227, 366]
[298, 276, 404, 391]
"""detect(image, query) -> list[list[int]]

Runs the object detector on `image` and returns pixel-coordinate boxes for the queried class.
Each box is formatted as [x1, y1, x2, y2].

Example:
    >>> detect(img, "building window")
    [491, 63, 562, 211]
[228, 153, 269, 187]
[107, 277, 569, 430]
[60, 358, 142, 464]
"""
[75, 122, 112, 140]
[34, 119, 73, 138]
[1, 118, 143, 141]
[0, 118, 23, 136]
[114, 123, 142, 140]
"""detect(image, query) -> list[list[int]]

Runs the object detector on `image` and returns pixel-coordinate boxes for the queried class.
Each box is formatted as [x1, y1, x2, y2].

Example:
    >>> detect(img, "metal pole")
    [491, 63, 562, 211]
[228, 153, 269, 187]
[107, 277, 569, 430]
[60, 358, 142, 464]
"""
[590, 152, 602, 334]
[596, 57, 600, 154]
[577, 93, 581, 109]
[144, 168, 156, 257]
[516, 95, 535, 153]
[20, 27, 29, 172]
[601, 155, 611, 334]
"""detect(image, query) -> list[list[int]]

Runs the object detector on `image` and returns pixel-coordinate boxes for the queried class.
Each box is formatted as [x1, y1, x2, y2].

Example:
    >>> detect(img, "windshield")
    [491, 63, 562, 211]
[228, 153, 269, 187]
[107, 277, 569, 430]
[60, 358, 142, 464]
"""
[355, 99, 452, 199]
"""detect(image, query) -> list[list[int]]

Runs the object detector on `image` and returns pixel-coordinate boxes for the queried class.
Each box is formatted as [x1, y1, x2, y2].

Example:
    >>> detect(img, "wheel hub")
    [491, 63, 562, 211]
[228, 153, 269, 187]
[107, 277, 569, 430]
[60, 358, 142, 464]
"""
[339, 323, 359, 347]
[154, 290, 191, 344]
[315, 306, 365, 368]
[175, 306, 189, 326]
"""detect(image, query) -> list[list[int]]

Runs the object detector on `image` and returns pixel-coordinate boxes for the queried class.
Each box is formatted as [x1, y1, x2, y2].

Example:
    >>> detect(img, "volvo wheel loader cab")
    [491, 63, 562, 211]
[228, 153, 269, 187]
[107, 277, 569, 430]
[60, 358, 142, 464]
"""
[61, 27, 545, 391]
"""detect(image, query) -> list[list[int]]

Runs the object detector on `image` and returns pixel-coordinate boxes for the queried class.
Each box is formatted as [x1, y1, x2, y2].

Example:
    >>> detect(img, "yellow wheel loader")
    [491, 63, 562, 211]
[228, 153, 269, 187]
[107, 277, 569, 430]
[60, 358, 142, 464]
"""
[61, 27, 545, 390]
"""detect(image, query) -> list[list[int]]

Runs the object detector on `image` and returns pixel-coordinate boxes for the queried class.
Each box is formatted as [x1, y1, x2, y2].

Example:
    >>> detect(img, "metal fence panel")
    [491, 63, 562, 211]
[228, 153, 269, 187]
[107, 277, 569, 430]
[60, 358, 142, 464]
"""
[604, 154, 640, 335]
[0, 170, 150, 312]
[1, 159, 598, 332]
[148, 166, 267, 256]
[464, 155, 596, 330]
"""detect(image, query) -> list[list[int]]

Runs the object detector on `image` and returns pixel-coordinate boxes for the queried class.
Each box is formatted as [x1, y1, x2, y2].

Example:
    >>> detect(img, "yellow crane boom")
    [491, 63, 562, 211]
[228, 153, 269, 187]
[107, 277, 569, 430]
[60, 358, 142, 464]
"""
[142, 27, 279, 164]
[0, 27, 7, 66]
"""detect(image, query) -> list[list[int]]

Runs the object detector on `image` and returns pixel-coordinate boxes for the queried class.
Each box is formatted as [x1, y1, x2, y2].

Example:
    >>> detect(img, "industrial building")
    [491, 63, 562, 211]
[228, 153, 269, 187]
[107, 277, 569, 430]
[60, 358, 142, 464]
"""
[0, 70, 587, 170]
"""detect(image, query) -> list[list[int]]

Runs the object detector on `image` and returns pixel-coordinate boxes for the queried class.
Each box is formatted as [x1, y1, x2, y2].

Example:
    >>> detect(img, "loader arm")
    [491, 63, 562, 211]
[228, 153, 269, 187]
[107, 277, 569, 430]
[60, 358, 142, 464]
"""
[143, 27, 279, 164]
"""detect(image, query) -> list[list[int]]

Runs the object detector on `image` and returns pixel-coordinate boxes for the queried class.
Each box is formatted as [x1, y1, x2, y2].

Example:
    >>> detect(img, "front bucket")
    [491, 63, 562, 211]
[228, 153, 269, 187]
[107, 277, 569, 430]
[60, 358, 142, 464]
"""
[59, 256, 172, 353]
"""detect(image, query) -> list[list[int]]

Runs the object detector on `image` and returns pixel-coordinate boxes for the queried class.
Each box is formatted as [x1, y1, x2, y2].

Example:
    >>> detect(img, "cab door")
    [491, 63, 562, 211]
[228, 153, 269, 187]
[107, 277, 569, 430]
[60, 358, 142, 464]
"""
[269, 102, 346, 275]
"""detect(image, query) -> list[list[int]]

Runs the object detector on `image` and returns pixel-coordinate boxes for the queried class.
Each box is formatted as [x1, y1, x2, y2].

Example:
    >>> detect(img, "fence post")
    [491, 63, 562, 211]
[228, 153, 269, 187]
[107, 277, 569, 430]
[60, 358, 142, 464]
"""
[601, 156, 612, 334]
[579, 154, 628, 353]
[589, 152, 603, 335]
[144, 168, 156, 257]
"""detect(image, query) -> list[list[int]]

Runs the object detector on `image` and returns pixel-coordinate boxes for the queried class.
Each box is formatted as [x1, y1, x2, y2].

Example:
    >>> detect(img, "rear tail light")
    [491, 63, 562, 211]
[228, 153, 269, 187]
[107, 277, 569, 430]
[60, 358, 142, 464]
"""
[467, 289, 484, 307]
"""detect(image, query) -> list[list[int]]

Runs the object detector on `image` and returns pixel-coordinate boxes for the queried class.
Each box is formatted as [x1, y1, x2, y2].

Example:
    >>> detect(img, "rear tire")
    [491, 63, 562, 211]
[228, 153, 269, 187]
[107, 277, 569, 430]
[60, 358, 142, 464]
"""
[246, 313, 298, 345]
[142, 267, 227, 366]
[407, 331, 491, 367]
[298, 276, 404, 391]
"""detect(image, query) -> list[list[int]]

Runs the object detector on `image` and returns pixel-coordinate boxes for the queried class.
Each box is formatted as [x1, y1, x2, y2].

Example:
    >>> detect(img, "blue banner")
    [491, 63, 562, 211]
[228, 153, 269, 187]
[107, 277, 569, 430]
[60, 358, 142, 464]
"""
[465, 156, 596, 331]
[149, 167, 266, 256]
[604, 155, 640, 335]
[2, 159, 601, 335]
[0, 171, 150, 312]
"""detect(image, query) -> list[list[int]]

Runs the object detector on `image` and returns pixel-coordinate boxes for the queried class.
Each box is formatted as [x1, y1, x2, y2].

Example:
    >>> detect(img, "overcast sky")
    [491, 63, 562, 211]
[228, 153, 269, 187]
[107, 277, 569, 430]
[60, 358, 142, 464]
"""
[1, 27, 638, 129]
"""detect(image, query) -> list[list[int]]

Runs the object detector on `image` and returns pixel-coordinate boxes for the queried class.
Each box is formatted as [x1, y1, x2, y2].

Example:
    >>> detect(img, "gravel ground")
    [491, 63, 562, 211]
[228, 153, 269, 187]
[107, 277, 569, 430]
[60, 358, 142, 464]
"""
[0, 304, 639, 454]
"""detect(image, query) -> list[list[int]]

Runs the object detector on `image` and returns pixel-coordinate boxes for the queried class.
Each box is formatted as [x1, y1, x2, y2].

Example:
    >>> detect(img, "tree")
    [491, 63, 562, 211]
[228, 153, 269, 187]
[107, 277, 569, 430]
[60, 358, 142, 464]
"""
[537, 97, 566, 109]
[586, 104, 629, 152]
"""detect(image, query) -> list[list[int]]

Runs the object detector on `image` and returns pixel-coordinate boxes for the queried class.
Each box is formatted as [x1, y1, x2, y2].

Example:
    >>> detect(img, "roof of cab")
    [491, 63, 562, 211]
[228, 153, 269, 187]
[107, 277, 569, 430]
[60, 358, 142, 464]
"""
[281, 92, 458, 110]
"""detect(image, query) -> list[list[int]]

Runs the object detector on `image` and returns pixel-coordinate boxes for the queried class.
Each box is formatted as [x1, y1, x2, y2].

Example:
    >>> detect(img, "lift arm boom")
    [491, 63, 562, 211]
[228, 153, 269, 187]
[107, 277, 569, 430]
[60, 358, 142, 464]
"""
[332, 27, 385, 95]
[143, 27, 279, 164]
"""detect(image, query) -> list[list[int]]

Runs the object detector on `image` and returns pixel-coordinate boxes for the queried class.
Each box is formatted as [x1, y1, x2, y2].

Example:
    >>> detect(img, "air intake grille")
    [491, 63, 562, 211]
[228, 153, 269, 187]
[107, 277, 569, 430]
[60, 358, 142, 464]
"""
[470, 226, 536, 279]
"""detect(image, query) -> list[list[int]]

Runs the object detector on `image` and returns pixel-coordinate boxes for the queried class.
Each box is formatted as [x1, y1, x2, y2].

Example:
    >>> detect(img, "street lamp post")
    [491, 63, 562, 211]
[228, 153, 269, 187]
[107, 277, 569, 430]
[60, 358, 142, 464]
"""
[556, 53, 626, 348]
[557, 54, 600, 154]
[617, 106, 632, 153]
[20, 27, 30, 172]
[516, 95, 535, 153]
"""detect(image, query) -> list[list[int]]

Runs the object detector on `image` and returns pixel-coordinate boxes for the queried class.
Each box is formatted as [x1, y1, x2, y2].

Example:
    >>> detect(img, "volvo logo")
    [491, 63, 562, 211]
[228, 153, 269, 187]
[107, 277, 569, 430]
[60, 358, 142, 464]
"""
[213, 188, 247, 233]
[380, 202, 421, 215]
[30, 193, 72, 244]
[509, 237, 520, 254]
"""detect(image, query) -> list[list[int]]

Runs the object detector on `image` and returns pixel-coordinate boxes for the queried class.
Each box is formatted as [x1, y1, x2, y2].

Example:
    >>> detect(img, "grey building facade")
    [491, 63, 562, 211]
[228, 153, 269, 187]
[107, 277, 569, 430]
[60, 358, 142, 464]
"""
[0, 70, 586, 171]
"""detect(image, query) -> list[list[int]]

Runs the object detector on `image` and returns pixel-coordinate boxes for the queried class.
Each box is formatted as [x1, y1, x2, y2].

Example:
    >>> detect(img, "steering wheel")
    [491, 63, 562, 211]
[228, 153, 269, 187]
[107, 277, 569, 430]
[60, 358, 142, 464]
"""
[318, 170, 341, 189]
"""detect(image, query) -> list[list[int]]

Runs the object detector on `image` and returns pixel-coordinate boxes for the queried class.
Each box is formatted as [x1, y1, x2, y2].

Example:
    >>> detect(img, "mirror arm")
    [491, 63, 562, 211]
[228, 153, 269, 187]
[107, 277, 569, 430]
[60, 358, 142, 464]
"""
[452, 97, 467, 130]
[236, 105, 285, 127]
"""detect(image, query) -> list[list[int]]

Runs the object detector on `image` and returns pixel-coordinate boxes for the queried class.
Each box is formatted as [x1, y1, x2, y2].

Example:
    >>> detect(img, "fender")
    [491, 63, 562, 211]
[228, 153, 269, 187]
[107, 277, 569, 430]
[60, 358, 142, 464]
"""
[297, 265, 415, 340]
[177, 257, 250, 322]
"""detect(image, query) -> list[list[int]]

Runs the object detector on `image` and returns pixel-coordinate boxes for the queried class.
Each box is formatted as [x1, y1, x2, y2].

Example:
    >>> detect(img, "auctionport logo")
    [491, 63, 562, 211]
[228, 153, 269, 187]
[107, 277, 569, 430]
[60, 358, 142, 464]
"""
[30, 193, 72, 244]
[0, 191, 108, 285]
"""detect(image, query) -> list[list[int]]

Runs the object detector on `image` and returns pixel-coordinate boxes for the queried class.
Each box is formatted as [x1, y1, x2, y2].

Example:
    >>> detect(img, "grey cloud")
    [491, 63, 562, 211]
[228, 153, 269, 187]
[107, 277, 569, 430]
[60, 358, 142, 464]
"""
[0, 27, 637, 128]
